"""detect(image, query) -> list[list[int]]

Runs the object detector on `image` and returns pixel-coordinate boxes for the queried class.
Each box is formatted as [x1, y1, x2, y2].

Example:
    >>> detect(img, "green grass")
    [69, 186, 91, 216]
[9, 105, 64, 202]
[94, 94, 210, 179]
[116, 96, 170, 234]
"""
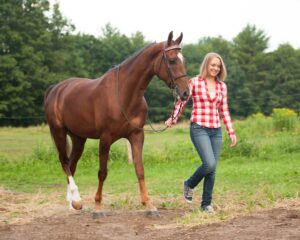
[0, 124, 51, 161]
[0, 117, 300, 223]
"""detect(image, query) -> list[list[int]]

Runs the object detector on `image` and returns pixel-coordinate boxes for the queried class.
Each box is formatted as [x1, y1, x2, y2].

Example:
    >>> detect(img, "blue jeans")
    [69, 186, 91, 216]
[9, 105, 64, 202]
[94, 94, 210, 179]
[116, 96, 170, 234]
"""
[186, 122, 222, 207]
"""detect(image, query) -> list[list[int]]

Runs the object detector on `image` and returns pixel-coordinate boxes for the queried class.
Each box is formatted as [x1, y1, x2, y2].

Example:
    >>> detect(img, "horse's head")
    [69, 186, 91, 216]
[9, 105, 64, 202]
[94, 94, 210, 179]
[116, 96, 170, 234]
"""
[154, 31, 190, 101]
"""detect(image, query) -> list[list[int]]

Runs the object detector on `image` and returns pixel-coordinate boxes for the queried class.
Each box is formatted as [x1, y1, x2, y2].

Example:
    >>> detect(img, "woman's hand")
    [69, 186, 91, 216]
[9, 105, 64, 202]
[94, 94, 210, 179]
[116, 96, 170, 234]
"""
[165, 118, 173, 128]
[230, 134, 237, 147]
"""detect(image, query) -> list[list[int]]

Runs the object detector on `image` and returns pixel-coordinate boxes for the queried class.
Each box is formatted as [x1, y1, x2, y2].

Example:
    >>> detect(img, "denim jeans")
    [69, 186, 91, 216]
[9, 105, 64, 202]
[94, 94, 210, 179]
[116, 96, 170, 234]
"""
[186, 122, 222, 207]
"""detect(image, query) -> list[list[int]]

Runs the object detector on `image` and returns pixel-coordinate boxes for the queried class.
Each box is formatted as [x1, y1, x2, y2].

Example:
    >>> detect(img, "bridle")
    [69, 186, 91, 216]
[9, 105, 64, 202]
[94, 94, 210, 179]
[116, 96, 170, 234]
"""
[156, 44, 188, 90]
[116, 44, 187, 132]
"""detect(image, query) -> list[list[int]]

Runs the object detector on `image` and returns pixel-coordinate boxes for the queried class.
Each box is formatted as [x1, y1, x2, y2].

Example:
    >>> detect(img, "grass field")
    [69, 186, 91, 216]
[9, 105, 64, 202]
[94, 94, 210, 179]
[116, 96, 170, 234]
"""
[0, 116, 300, 224]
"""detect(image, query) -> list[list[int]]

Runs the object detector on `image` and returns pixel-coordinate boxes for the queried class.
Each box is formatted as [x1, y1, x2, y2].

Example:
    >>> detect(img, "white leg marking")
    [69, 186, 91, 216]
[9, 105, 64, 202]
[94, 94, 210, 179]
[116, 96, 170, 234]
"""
[66, 184, 72, 201]
[67, 176, 81, 208]
[66, 184, 73, 209]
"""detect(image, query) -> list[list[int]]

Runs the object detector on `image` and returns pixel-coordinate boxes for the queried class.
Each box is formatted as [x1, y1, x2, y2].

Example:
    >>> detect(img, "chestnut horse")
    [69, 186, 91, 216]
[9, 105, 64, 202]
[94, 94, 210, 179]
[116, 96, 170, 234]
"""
[44, 32, 189, 216]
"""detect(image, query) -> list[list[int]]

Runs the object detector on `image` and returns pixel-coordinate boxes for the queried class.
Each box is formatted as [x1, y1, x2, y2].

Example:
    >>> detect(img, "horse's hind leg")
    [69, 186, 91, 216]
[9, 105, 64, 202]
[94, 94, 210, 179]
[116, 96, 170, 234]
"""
[65, 134, 86, 209]
[49, 126, 82, 210]
[49, 126, 71, 176]
[69, 133, 86, 176]
[129, 131, 158, 215]
[94, 137, 111, 216]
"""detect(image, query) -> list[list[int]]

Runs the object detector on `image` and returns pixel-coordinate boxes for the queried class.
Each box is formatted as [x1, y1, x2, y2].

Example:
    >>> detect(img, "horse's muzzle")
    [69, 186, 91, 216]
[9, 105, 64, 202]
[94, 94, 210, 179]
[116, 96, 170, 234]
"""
[175, 85, 189, 101]
[180, 90, 189, 101]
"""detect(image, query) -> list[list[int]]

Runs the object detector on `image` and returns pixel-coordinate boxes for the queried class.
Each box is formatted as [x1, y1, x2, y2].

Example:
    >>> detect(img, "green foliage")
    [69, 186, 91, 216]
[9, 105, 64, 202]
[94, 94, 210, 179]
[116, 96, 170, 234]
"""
[0, 0, 51, 125]
[31, 143, 57, 163]
[145, 78, 177, 122]
[267, 45, 300, 113]
[0, 2, 148, 126]
[271, 108, 298, 131]
[1, 2, 300, 126]
[229, 24, 270, 116]
[221, 111, 300, 160]
[183, 36, 233, 77]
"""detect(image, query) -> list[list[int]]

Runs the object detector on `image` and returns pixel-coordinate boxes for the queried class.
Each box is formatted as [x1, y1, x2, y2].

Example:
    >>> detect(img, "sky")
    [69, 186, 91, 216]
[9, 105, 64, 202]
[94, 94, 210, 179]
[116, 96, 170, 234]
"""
[50, 0, 300, 51]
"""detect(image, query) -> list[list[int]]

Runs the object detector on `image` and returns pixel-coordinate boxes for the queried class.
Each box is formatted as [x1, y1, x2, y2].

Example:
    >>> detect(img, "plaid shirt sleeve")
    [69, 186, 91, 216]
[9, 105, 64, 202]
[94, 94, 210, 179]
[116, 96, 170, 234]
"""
[220, 82, 235, 136]
[170, 78, 193, 123]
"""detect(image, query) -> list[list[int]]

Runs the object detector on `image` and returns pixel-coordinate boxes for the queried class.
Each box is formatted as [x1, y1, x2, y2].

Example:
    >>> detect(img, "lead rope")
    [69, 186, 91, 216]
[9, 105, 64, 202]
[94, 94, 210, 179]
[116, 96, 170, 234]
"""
[146, 96, 183, 133]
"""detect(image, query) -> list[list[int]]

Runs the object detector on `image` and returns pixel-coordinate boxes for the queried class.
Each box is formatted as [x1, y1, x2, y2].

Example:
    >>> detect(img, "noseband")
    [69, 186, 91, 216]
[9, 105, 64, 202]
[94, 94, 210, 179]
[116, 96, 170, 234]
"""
[157, 45, 188, 89]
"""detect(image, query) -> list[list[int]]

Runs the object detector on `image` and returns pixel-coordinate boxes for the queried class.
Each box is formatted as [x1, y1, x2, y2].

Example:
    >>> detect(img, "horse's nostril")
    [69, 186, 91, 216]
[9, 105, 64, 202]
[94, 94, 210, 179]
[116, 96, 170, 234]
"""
[180, 91, 189, 100]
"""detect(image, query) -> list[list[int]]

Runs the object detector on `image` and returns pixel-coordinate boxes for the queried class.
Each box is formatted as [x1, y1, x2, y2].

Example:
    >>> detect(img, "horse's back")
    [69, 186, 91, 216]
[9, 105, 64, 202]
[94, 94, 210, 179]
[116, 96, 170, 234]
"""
[44, 76, 117, 138]
[45, 78, 88, 111]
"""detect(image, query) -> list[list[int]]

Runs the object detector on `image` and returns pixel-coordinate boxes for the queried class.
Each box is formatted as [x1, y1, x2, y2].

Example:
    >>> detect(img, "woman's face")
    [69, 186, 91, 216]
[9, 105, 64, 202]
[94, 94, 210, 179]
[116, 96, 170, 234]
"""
[207, 57, 221, 78]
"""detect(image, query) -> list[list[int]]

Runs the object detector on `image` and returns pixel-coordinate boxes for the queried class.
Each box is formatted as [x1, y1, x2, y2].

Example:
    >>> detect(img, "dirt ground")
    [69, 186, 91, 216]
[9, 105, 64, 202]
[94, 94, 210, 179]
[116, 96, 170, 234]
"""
[1, 189, 300, 240]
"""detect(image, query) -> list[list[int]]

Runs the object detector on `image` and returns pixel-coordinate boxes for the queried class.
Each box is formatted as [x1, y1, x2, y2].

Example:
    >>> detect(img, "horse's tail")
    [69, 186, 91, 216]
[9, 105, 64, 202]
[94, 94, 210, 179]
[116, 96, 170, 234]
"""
[44, 84, 72, 157]
[48, 127, 72, 157]
[44, 84, 55, 103]
[43, 85, 55, 124]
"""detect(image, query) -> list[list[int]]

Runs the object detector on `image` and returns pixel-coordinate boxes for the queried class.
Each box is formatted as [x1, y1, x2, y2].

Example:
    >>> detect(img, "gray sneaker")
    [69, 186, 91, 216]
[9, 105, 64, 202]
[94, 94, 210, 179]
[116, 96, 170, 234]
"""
[183, 181, 193, 203]
[201, 205, 215, 213]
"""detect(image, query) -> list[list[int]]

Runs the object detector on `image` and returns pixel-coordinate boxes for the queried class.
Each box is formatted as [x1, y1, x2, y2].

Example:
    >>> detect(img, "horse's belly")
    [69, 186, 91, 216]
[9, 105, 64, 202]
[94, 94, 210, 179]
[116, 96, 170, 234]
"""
[62, 110, 126, 139]
[67, 123, 101, 139]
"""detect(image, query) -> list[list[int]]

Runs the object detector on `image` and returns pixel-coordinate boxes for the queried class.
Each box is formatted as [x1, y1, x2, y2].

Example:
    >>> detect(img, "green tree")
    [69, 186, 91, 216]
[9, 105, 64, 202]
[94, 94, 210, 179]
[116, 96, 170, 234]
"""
[269, 44, 300, 113]
[145, 79, 175, 122]
[0, 0, 51, 125]
[183, 36, 233, 77]
[0, 1, 85, 126]
[73, 34, 105, 78]
[227, 65, 260, 117]
[231, 25, 270, 116]
[2, 2, 300, 126]
[46, 3, 87, 81]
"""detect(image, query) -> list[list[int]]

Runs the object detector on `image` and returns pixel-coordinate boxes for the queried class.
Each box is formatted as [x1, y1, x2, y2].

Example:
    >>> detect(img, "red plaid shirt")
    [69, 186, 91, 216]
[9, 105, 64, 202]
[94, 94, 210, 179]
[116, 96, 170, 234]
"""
[171, 76, 235, 136]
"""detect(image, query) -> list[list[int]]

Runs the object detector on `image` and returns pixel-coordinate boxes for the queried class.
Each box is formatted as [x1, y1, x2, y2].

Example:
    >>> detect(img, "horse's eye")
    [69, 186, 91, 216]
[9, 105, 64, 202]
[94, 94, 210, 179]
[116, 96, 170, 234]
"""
[169, 58, 177, 64]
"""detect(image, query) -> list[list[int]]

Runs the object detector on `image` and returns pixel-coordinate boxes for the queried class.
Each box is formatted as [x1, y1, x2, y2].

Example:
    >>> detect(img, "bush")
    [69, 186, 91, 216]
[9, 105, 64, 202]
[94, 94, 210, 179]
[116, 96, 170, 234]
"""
[247, 112, 273, 135]
[271, 108, 298, 131]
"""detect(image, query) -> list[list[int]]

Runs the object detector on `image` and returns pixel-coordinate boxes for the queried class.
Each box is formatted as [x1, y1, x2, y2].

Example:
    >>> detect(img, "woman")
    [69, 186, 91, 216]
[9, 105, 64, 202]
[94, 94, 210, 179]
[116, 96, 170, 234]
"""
[165, 52, 237, 213]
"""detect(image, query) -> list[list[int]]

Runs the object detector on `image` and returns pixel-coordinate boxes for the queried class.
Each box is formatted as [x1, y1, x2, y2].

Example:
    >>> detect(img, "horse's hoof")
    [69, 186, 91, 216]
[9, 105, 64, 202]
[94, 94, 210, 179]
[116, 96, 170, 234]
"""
[71, 200, 83, 210]
[92, 211, 106, 218]
[145, 210, 160, 217]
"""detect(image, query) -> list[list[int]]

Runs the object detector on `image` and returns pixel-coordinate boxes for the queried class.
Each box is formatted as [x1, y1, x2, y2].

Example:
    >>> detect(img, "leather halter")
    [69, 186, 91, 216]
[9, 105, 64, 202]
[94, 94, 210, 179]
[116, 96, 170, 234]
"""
[157, 44, 188, 89]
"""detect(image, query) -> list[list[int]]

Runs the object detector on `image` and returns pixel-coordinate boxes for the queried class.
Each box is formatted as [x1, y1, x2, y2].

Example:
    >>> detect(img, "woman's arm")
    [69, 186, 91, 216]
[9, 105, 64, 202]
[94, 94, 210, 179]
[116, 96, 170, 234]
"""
[165, 78, 193, 127]
[220, 82, 237, 146]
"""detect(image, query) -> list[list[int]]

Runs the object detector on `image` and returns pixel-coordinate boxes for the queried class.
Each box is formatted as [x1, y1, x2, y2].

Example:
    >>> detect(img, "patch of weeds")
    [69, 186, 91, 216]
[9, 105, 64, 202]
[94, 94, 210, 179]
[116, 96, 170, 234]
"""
[161, 201, 176, 208]
[109, 194, 138, 210]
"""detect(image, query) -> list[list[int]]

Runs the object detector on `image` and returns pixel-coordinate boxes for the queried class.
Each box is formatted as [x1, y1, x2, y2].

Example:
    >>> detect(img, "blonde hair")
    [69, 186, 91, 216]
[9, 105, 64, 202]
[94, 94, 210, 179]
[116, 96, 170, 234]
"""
[198, 52, 227, 81]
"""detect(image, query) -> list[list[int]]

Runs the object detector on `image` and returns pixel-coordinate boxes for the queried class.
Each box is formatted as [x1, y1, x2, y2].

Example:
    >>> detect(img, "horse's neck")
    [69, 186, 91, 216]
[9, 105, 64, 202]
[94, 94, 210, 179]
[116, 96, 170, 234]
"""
[118, 43, 163, 103]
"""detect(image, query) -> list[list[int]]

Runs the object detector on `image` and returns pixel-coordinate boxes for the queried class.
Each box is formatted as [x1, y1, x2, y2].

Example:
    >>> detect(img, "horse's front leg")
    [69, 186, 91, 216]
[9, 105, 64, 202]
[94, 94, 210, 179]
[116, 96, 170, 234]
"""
[129, 130, 158, 215]
[94, 138, 111, 216]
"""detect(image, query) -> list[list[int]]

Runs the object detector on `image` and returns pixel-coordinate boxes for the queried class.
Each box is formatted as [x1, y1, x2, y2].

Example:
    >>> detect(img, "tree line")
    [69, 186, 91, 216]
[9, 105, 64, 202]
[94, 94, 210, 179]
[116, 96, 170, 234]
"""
[1, 0, 300, 126]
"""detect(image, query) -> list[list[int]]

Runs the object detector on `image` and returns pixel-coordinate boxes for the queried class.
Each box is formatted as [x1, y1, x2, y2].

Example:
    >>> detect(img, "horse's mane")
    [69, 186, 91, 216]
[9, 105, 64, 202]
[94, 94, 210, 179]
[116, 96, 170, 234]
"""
[104, 42, 159, 76]
[120, 42, 157, 65]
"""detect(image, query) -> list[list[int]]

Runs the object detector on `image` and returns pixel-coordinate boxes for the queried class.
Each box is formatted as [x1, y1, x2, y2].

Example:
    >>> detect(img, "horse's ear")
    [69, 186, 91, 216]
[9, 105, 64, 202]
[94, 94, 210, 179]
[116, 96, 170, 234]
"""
[175, 32, 183, 45]
[167, 31, 173, 46]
